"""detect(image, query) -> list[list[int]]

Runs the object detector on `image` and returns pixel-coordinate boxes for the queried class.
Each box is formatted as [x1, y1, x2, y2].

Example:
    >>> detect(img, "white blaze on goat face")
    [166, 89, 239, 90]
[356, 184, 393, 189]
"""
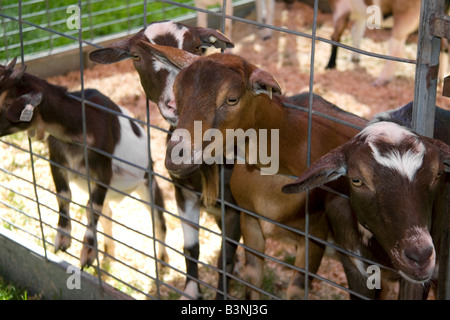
[144, 21, 188, 49]
[144, 21, 188, 74]
[359, 122, 426, 182]
[143, 21, 188, 126]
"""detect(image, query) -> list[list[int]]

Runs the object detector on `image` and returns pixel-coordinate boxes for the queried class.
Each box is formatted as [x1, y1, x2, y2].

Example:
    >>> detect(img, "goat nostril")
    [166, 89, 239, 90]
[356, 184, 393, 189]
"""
[165, 99, 176, 110]
[404, 245, 433, 265]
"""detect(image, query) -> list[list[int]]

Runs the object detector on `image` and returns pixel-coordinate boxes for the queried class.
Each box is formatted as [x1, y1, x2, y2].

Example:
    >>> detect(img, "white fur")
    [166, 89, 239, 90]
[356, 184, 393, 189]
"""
[360, 121, 416, 145]
[360, 122, 425, 181]
[178, 188, 201, 249]
[144, 21, 185, 127]
[181, 280, 200, 300]
[350, 249, 367, 278]
[357, 223, 373, 247]
[158, 70, 178, 126]
[84, 228, 94, 240]
[144, 21, 188, 49]
[369, 142, 424, 182]
[110, 106, 148, 192]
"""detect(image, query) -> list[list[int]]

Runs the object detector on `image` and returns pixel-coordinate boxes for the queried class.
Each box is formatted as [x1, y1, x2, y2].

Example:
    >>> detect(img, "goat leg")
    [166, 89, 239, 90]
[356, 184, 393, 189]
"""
[80, 185, 108, 269]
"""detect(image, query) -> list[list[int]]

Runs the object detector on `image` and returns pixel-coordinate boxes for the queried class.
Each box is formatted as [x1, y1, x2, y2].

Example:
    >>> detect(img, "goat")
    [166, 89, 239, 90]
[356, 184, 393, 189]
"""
[89, 20, 233, 127]
[195, 0, 275, 40]
[0, 58, 167, 270]
[142, 43, 372, 299]
[89, 20, 239, 300]
[326, 0, 423, 86]
[283, 120, 450, 299]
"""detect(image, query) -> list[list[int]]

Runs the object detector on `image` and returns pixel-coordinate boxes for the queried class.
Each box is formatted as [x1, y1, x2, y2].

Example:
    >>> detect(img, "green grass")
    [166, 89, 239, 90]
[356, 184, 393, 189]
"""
[0, 0, 196, 62]
[0, 276, 30, 300]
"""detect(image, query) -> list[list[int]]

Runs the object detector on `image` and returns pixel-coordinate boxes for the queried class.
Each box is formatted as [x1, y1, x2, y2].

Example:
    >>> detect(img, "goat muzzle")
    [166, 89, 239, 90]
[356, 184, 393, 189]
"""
[165, 137, 202, 178]
[393, 234, 436, 284]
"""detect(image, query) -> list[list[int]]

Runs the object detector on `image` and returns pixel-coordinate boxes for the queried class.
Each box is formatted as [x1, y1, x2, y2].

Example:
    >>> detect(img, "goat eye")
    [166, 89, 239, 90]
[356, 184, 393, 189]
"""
[436, 170, 444, 180]
[132, 54, 140, 61]
[225, 97, 239, 106]
[350, 178, 363, 187]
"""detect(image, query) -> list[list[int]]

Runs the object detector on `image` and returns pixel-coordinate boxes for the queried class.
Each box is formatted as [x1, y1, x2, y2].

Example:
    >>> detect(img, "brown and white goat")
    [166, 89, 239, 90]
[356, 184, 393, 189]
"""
[195, 0, 275, 40]
[0, 58, 167, 270]
[326, 0, 423, 86]
[283, 120, 450, 299]
[89, 20, 233, 127]
[89, 20, 238, 299]
[142, 43, 371, 299]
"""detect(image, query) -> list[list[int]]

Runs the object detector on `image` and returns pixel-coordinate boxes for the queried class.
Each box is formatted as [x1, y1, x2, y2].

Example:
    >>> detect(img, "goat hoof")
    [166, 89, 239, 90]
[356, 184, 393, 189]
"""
[54, 230, 72, 252]
[80, 235, 96, 269]
[80, 246, 96, 269]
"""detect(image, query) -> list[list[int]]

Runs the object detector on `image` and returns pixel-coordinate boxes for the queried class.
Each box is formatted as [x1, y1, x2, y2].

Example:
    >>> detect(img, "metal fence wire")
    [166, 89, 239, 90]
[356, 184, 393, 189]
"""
[0, 0, 448, 300]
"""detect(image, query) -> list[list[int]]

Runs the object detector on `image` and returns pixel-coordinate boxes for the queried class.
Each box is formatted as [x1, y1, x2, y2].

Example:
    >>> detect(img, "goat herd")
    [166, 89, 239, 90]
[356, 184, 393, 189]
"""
[0, 5, 449, 301]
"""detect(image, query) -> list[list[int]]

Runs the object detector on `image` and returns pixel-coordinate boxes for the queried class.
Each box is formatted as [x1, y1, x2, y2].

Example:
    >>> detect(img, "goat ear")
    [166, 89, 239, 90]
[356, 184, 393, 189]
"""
[6, 92, 43, 123]
[10, 64, 26, 81]
[6, 57, 18, 70]
[428, 137, 450, 173]
[194, 27, 234, 50]
[249, 68, 282, 99]
[282, 145, 347, 194]
[89, 38, 132, 64]
[0, 57, 25, 83]
[137, 42, 200, 70]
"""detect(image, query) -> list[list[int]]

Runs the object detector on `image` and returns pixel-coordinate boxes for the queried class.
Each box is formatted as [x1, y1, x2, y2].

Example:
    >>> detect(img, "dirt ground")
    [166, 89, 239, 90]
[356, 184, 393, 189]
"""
[2, 1, 446, 300]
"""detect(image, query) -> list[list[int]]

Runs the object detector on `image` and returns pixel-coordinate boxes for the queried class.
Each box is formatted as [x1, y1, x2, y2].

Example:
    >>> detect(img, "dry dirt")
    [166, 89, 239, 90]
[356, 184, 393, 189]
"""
[1, 1, 446, 300]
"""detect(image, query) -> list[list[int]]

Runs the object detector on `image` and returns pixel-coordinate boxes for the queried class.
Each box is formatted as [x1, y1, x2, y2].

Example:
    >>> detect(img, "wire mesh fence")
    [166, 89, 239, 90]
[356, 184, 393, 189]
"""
[0, 0, 448, 300]
[0, 0, 198, 63]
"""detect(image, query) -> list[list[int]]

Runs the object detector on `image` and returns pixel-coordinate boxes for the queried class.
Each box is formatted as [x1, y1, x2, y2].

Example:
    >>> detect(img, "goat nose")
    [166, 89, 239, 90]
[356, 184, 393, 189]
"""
[404, 245, 434, 266]
[165, 98, 177, 112]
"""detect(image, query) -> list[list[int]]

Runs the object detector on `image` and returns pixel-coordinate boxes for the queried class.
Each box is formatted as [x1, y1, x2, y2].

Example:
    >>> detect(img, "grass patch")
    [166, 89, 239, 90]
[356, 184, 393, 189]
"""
[1, 0, 197, 62]
[0, 276, 31, 300]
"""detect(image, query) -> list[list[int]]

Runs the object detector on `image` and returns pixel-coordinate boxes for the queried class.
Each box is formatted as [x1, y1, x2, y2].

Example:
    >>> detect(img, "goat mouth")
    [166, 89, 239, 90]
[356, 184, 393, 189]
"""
[166, 118, 178, 127]
[398, 269, 434, 285]
[165, 157, 201, 178]
[167, 164, 201, 178]
[393, 249, 436, 284]
[160, 110, 178, 127]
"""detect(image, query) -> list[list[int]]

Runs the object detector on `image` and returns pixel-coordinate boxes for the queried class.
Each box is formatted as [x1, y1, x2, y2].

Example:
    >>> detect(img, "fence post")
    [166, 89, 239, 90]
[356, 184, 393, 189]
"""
[412, 0, 442, 138]
[414, 0, 450, 300]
